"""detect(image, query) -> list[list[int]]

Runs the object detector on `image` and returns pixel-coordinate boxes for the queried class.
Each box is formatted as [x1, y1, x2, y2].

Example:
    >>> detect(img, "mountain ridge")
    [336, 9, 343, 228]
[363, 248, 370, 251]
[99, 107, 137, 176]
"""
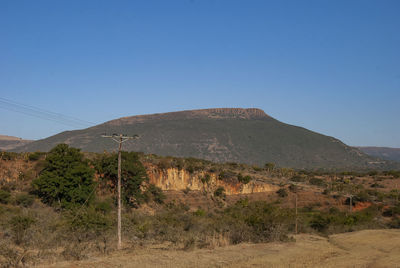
[357, 147, 400, 162]
[0, 135, 32, 151]
[11, 108, 395, 170]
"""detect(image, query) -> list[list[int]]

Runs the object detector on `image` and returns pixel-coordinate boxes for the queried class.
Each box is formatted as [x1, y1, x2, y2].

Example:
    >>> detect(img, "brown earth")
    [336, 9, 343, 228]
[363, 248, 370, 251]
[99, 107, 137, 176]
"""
[39, 229, 400, 268]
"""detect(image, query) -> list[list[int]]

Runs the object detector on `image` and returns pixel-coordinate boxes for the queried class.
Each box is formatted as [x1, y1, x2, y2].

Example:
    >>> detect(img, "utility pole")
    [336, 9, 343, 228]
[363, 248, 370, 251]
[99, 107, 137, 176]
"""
[101, 133, 138, 250]
[295, 193, 298, 235]
[346, 194, 354, 213]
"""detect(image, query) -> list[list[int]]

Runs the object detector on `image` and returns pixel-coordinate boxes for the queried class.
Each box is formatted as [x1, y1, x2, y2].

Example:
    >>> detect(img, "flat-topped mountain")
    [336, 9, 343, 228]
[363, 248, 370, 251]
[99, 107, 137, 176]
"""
[0, 135, 32, 151]
[12, 108, 389, 169]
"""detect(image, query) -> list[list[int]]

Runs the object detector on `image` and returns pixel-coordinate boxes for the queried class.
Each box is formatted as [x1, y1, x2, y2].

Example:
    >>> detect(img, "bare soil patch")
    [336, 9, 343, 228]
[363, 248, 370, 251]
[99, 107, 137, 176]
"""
[39, 229, 400, 268]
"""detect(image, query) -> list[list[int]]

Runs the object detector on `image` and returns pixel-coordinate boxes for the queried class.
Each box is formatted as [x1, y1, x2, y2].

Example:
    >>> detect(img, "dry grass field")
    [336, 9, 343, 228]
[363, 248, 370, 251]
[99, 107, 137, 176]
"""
[39, 229, 400, 268]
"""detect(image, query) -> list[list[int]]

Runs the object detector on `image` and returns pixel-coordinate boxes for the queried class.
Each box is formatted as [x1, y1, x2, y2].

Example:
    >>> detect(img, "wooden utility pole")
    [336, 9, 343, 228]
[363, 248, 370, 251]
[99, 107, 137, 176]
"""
[346, 194, 354, 213]
[101, 134, 138, 250]
[295, 193, 298, 235]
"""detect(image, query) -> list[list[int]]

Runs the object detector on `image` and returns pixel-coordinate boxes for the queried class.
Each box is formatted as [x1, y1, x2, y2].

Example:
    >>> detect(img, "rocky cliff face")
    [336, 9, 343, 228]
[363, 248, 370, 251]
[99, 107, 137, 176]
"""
[107, 108, 271, 126]
[144, 164, 278, 195]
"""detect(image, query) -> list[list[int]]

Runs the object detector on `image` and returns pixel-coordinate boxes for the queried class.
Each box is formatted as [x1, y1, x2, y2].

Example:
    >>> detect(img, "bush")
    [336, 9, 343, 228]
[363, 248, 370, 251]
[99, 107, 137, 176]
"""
[28, 152, 44, 161]
[15, 194, 34, 207]
[157, 158, 172, 170]
[93, 199, 112, 215]
[222, 201, 292, 243]
[65, 207, 112, 235]
[146, 184, 166, 204]
[201, 174, 211, 185]
[182, 187, 191, 194]
[264, 162, 275, 171]
[370, 183, 384, 188]
[0, 189, 11, 204]
[252, 165, 262, 172]
[288, 184, 298, 193]
[290, 175, 306, 182]
[309, 205, 380, 234]
[237, 174, 252, 184]
[0, 152, 18, 161]
[214, 187, 226, 199]
[309, 177, 326, 187]
[276, 188, 288, 198]
[383, 204, 400, 217]
[9, 215, 36, 245]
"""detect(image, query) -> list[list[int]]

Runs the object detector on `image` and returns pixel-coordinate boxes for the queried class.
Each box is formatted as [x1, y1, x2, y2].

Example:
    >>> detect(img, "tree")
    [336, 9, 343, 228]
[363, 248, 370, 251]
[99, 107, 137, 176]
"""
[95, 151, 149, 207]
[32, 144, 95, 208]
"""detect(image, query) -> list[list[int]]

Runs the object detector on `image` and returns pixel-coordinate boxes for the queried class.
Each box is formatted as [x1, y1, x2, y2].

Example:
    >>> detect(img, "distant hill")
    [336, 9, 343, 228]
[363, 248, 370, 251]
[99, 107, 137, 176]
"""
[0, 135, 32, 151]
[11, 108, 393, 169]
[357, 147, 400, 162]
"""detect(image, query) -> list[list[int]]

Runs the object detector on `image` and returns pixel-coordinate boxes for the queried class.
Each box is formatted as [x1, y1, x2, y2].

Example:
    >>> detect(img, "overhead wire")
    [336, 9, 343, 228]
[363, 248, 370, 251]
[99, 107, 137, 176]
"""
[0, 97, 95, 128]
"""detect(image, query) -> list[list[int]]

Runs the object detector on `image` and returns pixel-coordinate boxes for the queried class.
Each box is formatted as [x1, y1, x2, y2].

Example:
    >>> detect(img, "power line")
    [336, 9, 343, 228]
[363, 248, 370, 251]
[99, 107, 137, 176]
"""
[0, 97, 95, 128]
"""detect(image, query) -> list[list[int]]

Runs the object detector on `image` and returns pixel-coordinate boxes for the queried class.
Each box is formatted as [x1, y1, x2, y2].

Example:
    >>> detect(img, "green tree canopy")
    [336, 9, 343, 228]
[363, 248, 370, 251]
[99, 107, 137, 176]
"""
[94, 151, 149, 207]
[32, 144, 95, 208]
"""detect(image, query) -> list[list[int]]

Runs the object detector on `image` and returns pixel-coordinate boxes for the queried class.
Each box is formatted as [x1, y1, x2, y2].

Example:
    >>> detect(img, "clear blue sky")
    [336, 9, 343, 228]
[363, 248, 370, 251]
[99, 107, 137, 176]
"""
[0, 0, 399, 147]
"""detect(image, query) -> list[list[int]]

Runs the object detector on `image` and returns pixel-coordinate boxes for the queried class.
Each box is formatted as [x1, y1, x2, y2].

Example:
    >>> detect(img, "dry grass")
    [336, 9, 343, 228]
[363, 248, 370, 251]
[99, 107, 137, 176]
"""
[37, 229, 400, 268]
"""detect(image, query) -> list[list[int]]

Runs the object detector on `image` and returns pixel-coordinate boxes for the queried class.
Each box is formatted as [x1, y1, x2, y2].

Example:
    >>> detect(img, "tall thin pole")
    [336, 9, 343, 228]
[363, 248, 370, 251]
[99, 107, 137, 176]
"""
[295, 193, 298, 235]
[117, 135, 122, 250]
[349, 195, 353, 213]
[101, 133, 138, 250]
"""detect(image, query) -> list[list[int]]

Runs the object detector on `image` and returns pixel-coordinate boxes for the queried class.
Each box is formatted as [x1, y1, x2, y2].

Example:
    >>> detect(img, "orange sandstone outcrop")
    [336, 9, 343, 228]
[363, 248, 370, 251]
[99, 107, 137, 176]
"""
[144, 164, 278, 195]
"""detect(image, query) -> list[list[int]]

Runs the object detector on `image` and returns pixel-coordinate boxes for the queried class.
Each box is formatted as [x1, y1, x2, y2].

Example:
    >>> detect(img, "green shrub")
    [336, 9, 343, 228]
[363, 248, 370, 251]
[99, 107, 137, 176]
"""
[182, 187, 191, 194]
[201, 174, 211, 184]
[264, 162, 275, 171]
[276, 188, 288, 198]
[237, 174, 252, 184]
[383, 204, 400, 217]
[368, 170, 379, 176]
[0, 189, 11, 204]
[157, 158, 173, 170]
[288, 184, 298, 193]
[9, 215, 36, 245]
[252, 165, 262, 172]
[290, 175, 306, 182]
[15, 194, 35, 207]
[193, 209, 206, 217]
[0, 152, 18, 161]
[309, 205, 380, 234]
[28, 152, 44, 161]
[370, 183, 384, 188]
[223, 201, 292, 243]
[93, 199, 112, 215]
[309, 177, 326, 187]
[145, 184, 166, 204]
[214, 187, 226, 199]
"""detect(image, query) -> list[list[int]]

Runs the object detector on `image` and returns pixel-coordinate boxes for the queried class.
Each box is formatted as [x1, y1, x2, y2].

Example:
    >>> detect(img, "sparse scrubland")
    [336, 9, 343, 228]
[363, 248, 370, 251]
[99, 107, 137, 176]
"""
[1, 147, 400, 267]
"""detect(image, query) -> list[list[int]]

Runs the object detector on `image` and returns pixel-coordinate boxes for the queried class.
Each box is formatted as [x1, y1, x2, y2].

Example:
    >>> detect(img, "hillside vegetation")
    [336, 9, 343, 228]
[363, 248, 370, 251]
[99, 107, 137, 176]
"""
[1, 147, 400, 267]
[358, 146, 400, 162]
[11, 108, 394, 170]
